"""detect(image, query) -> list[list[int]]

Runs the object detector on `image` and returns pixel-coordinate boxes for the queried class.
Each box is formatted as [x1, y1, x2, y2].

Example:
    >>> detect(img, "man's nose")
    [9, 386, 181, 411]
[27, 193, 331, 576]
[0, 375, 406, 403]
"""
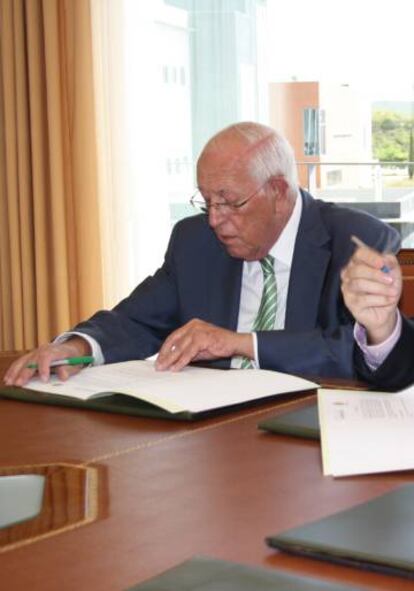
[208, 204, 225, 228]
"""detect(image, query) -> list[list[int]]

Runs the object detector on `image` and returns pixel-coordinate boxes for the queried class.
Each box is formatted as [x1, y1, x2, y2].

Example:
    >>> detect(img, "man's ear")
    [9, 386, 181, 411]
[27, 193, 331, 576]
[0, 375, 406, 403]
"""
[268, 175, 288, 199]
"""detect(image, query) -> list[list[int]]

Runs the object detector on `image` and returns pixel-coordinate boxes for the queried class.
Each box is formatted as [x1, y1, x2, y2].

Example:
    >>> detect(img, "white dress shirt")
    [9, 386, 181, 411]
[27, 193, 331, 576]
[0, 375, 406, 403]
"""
[232, 190, 302, 367]
[354, 311, 402, 371]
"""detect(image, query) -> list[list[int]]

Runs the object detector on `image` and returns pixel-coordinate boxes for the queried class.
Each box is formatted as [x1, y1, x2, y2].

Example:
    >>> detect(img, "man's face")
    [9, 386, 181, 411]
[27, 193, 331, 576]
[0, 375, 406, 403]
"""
[197, 150, 284, 261]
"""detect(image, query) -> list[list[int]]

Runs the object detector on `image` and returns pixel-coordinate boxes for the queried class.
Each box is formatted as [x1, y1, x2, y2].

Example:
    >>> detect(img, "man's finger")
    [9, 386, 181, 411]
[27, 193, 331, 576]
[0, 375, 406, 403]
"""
[346, 262, 395, 283]
[3, 354, 32, 384]
[346, 276, 399, 297]
[351, 244, 389, 270]
[12, 367, 37, 387]
[156, 334, 195, 370]
[55, 365, 82, 381]
[168, 342, 204, 372]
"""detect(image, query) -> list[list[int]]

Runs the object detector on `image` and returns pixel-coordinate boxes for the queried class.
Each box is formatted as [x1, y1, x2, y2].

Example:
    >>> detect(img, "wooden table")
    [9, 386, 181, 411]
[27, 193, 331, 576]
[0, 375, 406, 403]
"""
[0, 352, 413, 591]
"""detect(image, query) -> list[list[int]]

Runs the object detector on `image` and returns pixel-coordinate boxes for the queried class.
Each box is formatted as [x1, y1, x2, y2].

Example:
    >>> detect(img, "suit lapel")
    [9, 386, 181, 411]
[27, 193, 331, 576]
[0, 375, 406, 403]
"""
[205, 240, 243, 331]
[285, 191, 331, 330]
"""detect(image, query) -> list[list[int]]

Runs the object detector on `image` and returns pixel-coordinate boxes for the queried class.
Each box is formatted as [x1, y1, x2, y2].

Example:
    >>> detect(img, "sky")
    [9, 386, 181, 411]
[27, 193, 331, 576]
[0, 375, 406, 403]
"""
[266, 0, 414, 102]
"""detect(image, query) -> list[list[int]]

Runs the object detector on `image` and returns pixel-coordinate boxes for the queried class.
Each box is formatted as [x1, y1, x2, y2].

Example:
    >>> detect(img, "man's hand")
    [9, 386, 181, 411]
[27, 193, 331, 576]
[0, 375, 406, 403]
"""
[341, 245, 402, 344]
[155, 318, 254, 371]
[3, 337, 92, 387]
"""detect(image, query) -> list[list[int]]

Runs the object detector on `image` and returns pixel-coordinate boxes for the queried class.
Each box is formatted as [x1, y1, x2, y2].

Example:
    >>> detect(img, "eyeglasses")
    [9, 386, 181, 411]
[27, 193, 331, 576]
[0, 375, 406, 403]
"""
[190, 182, 266, 216]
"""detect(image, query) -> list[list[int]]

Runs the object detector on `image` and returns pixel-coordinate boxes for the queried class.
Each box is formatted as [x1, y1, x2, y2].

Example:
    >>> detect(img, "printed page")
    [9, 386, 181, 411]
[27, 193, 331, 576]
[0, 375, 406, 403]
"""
[25, 360, 317, 414]
[318, 386, 414, 477]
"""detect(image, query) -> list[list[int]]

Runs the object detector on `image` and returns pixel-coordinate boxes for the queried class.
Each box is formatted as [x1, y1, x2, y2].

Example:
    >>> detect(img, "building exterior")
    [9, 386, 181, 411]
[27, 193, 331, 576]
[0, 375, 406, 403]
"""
[126, 0, 267, 224]
[269, 81, 372, 191]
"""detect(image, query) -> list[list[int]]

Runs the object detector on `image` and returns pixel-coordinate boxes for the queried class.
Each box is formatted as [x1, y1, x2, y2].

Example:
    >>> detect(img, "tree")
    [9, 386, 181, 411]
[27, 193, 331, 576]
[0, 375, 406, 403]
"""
[372, 110, 412, 168]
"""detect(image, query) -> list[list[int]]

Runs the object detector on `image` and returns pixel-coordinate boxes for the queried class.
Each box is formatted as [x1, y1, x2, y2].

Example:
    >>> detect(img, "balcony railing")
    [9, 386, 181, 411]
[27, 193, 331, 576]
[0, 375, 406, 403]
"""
[296, 161, 414, 247]
[297, 161, 414, 201]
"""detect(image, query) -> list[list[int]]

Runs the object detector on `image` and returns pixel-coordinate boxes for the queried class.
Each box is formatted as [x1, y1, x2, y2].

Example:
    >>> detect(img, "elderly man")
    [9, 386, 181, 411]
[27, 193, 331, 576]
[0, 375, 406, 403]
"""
[5, 122, 399, 386]
[341, 244, 414, 390]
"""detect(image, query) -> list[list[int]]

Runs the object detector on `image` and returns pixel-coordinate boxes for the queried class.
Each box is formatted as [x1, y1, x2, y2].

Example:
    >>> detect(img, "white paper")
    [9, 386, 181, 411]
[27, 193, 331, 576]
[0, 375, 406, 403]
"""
[318, 384, 414, 477]
[25, 360, 317, 414]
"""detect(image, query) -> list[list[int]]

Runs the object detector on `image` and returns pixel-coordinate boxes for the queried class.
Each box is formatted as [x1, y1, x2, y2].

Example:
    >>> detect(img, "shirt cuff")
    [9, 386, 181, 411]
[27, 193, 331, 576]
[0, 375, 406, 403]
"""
[354, 311, 402, 371]
[54, 332, 105, 366]
[252, 332, 260, 367]
[231, 333, 258, 369]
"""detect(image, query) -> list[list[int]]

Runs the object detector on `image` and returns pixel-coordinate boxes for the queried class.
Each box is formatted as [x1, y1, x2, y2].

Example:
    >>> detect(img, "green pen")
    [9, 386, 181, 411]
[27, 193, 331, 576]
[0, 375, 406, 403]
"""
[27, 356, 94, 369]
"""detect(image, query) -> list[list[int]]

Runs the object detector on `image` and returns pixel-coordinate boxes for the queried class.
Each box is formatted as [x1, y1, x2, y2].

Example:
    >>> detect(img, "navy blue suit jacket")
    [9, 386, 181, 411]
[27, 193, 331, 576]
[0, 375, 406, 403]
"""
[355, 316, 414, 390]
[74, 190, 400, 379]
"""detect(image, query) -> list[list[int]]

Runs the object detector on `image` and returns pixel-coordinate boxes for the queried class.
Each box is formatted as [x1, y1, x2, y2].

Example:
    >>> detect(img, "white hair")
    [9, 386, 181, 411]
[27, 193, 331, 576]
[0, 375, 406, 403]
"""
[207, 122, 299, 194]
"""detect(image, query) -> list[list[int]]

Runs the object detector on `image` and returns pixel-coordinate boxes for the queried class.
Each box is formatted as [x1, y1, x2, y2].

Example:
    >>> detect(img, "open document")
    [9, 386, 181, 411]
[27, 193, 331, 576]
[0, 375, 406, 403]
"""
[14, 360, 317, 415]
[318, 384, 414, 477]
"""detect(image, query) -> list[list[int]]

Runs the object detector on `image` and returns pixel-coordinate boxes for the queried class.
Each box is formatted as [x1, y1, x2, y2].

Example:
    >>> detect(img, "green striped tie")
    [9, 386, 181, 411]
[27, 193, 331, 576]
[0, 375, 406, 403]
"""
[241, 255, 277, 369]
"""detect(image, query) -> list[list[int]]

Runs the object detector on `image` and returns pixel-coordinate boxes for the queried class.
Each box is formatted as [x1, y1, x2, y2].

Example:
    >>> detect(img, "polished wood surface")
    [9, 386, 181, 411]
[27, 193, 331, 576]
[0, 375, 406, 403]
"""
[1, 352, 413, 590]
[398, 248, 414, 317]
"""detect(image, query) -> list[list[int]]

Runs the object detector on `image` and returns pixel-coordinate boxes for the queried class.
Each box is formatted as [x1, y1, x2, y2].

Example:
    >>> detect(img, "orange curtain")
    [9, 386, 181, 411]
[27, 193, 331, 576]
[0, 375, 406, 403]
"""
[0, 0, 104, 350]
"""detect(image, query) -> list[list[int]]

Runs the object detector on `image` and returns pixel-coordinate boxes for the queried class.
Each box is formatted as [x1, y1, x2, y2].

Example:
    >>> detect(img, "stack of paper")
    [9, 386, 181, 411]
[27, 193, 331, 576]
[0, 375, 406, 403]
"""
[318, 384, 414, 477]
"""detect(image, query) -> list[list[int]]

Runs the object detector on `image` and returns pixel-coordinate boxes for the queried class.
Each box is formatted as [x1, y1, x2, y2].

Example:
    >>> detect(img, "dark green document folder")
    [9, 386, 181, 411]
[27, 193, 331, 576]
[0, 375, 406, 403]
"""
[267, 485, 414, 579]
[0, 385, 295, 422]
[258, 404, 320, 439]
[127, 556, 364, 590]
[0, 385, 197, 420]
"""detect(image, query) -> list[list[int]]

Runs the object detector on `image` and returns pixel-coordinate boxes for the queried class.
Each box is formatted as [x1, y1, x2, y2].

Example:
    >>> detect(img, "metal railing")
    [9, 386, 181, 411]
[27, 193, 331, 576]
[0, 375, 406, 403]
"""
[297, 161, 414, 202]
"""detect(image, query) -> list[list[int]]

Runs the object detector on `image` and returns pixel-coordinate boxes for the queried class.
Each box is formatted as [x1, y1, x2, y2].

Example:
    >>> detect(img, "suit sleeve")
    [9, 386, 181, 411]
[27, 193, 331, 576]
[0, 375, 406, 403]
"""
[71, 227, 181, 364]
[257, 324, 355, 379]
[354, 316, 414, 390]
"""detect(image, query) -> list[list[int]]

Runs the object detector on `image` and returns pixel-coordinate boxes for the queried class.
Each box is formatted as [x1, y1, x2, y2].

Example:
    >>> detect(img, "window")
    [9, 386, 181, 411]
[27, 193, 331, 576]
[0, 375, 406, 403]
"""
[304, 108, 321, 156]
[101, 0, 414, 304]
[113, 0, 267, 292]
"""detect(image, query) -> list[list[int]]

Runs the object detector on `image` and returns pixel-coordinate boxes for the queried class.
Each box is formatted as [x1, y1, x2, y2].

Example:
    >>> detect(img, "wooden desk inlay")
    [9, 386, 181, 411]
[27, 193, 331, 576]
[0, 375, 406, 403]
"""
[0, 463, 100, 552]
